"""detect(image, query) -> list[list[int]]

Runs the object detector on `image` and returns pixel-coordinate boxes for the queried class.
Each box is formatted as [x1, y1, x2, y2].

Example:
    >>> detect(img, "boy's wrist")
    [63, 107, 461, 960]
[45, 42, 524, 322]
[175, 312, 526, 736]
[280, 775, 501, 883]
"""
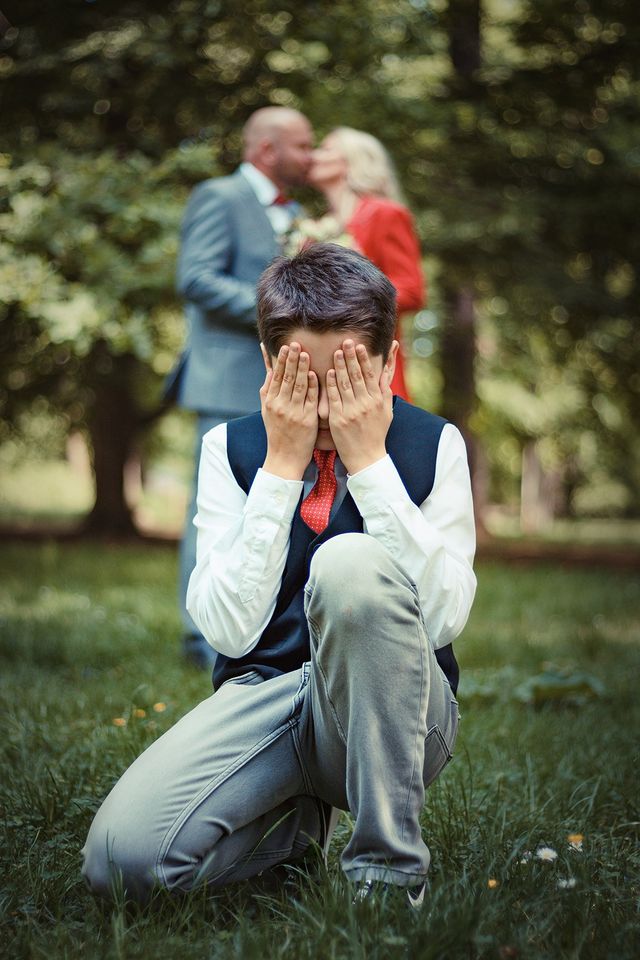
[262, 452, 307, 481]
[342, 447, 387, 476]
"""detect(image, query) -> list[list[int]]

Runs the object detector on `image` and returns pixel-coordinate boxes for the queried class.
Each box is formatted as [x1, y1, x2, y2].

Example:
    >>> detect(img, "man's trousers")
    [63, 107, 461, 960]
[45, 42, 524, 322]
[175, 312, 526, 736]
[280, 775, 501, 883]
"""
[82, 534, 460, 901]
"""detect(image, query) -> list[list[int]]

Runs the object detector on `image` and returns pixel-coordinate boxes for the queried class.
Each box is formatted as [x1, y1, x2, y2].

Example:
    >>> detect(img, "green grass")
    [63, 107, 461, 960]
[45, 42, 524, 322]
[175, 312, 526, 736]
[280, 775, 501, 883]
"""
[0, 543, 638, 959]
[0, 460, 188, 536]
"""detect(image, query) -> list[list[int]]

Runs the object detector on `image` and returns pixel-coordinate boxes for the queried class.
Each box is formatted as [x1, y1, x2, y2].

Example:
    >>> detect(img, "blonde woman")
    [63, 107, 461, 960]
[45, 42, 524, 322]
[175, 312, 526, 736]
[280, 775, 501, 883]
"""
[309, 127, 425, 401]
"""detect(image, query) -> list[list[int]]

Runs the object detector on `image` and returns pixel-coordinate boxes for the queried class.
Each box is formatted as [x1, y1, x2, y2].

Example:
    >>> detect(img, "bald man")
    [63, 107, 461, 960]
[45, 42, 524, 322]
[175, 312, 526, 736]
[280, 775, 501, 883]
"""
[170, 107, 314, 667]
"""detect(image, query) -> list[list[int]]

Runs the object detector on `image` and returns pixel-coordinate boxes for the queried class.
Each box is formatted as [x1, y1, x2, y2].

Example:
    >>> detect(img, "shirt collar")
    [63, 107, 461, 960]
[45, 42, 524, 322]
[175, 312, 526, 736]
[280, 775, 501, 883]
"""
[239, 162, 279, 207]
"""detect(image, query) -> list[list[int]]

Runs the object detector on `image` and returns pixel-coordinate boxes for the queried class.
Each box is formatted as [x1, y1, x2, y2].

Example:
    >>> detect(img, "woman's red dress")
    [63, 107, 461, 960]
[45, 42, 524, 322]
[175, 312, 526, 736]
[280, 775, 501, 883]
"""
[346, 196, 425, 401]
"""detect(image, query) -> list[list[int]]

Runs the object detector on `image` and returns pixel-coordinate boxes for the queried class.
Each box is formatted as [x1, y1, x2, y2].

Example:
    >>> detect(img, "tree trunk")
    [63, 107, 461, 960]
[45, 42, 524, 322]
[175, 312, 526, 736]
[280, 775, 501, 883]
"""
[440, 284, 476, 437]
[520, 441, 562, 534]
[447, 0, 481, 78]
[440, 284, 486, 533]
[83, 346, 140, 537]
[438, 0, 485, 531]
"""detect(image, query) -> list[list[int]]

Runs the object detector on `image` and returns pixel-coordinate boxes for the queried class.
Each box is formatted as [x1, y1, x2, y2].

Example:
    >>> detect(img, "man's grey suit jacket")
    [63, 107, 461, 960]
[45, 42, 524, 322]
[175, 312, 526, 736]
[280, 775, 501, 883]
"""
[172, 168, 284, 417]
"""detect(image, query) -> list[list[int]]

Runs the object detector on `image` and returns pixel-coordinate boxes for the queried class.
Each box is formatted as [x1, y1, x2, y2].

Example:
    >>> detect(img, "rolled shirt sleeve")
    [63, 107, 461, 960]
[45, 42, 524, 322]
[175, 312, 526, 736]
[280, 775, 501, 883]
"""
[186, 423, 302, 658]
[346, 423, 476, 648]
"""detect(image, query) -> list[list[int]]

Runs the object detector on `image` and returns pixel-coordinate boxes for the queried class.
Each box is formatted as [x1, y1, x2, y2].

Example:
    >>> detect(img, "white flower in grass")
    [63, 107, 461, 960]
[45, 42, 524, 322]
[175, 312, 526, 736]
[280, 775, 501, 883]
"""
[557, 877, 577, 889]
[519, 850, 532, 864]
[535, 846, 558, 862]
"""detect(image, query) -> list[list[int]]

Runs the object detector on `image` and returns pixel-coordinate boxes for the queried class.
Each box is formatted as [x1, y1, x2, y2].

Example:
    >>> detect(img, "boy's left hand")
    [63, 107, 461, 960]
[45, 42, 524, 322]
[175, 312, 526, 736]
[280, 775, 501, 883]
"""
[326, 339, 394, 475]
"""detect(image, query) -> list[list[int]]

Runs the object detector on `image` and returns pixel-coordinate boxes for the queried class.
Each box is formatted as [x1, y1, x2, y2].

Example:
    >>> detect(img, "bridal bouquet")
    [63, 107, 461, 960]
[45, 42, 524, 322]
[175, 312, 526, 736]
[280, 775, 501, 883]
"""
[282, 214, 356, 258]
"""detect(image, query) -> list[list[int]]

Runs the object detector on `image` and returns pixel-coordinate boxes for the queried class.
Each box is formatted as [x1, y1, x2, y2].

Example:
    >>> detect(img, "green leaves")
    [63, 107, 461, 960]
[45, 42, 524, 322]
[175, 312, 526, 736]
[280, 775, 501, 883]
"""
[0, 147, 190, 366]
[460, 664, 607, 708]
[514, 666, 607, 707]
[1, 0, 639, 526]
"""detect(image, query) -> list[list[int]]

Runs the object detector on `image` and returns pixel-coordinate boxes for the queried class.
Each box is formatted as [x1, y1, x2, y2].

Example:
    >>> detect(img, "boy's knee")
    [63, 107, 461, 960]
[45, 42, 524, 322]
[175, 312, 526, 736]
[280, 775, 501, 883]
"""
[310, 533, 387, 592]
[310, 533, 408, 602]
[82, 808, 160, 903]
[81, 825, 121, 901]
[308, 533, 412, 629]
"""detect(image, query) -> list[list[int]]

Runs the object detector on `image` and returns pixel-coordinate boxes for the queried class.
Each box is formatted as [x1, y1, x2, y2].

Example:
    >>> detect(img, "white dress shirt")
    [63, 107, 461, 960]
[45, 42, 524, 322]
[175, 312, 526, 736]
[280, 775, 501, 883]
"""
[187, 422, 477, 661]
[239, 162, 296, 236]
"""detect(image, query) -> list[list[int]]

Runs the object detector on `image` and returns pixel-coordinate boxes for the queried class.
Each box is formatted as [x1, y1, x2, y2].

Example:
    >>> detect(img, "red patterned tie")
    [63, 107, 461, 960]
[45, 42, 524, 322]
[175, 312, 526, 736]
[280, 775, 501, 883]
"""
[300, 449, 337, 535]
[272, 192, 290, 205]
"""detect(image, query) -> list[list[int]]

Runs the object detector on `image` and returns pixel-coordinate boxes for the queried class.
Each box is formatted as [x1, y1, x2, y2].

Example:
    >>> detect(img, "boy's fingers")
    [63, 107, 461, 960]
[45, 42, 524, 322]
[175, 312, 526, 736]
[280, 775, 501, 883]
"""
[305, 370, 319, 408]
[266, 345, 288, 398]
[326, 369, 342, 408]
[355, 343, 380, 395]
[292, 351, 310, 403]
[333, 349, 354, 398]
[343, 340, 366, 396]
[280, 342, 301, 400]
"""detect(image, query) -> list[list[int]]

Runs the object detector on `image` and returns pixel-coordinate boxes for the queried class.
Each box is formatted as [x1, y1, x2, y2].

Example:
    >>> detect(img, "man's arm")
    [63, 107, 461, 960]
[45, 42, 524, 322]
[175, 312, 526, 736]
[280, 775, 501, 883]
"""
[176, 181, 258, 328]
[347, 426, 476, 648]
[186, 423, 303, 657]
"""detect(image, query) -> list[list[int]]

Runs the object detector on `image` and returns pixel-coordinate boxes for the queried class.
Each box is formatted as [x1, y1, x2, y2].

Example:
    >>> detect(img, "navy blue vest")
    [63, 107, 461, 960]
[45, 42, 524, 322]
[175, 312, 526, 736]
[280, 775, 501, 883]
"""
[215, 398, 459, 693]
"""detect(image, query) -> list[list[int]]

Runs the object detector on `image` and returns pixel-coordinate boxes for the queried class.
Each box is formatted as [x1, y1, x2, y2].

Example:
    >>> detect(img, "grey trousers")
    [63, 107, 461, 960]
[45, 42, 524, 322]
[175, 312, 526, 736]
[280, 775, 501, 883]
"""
[82, 534, 459, 901]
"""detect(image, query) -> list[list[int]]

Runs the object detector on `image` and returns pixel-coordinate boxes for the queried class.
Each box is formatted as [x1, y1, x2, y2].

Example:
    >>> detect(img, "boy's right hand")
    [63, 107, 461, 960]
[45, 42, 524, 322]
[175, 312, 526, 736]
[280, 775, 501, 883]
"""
[260, 342, 318, 480]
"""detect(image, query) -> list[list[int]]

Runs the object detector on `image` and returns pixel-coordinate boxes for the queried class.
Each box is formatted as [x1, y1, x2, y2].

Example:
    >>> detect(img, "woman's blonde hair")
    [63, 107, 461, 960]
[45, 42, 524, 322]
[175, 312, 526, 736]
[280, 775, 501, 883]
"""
[330, 127, 402, 202]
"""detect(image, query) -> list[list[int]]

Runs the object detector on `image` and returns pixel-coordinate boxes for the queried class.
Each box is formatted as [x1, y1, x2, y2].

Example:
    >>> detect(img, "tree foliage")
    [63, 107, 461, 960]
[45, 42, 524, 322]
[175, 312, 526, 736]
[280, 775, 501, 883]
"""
[1, 0, 638, 528]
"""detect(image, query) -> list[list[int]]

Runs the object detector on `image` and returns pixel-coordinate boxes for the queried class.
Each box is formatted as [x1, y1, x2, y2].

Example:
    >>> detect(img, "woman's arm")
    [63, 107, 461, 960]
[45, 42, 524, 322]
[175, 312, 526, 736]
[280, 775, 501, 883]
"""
[351, 200, 425, 313]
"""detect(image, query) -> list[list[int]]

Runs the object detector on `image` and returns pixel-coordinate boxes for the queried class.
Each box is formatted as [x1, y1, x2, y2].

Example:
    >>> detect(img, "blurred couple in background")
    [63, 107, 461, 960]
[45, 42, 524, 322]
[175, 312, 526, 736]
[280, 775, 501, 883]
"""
[171, 106, 425, 667]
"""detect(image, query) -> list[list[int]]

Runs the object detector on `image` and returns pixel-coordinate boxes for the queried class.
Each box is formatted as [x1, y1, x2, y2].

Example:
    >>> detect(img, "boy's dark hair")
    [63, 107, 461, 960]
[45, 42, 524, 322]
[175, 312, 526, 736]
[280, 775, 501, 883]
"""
[257, 243, 397, 359]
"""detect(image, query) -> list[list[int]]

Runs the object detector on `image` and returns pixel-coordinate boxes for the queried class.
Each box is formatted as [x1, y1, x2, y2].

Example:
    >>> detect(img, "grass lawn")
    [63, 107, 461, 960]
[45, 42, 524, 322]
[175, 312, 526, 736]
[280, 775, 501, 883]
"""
[0, 542, 638, 959]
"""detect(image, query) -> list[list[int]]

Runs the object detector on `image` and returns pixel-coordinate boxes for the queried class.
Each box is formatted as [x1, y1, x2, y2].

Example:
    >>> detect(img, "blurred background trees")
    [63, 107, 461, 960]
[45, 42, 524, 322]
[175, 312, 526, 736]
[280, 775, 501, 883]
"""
[1, 0, 638, 536]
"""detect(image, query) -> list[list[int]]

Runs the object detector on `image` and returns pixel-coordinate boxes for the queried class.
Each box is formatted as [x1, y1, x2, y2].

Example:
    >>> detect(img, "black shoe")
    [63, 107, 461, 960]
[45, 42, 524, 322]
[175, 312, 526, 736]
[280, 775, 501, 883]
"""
[182, 634, 216, 669]
[352, 879, 427, 911]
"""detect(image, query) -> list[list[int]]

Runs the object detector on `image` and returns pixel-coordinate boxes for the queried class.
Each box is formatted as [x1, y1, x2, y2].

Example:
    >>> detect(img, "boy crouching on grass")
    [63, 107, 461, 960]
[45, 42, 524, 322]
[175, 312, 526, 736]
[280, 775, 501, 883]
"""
[82, 243, 476, 909]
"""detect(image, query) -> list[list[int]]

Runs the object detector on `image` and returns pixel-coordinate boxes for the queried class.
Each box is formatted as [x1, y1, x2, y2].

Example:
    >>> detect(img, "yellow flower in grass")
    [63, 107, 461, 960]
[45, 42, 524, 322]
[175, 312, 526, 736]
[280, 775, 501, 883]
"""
[112, 717, 127, 727]
[153, 702, 167, 713]
[133, 708, 146, 719]
[488, 878, 499, 889]
[567, 833, 584, 851]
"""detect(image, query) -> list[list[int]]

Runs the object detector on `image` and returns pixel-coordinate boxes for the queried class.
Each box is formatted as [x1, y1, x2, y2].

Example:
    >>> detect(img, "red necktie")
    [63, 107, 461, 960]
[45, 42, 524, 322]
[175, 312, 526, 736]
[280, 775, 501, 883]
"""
[300, 449, 337, 535]
[272, 192, 290, 206]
